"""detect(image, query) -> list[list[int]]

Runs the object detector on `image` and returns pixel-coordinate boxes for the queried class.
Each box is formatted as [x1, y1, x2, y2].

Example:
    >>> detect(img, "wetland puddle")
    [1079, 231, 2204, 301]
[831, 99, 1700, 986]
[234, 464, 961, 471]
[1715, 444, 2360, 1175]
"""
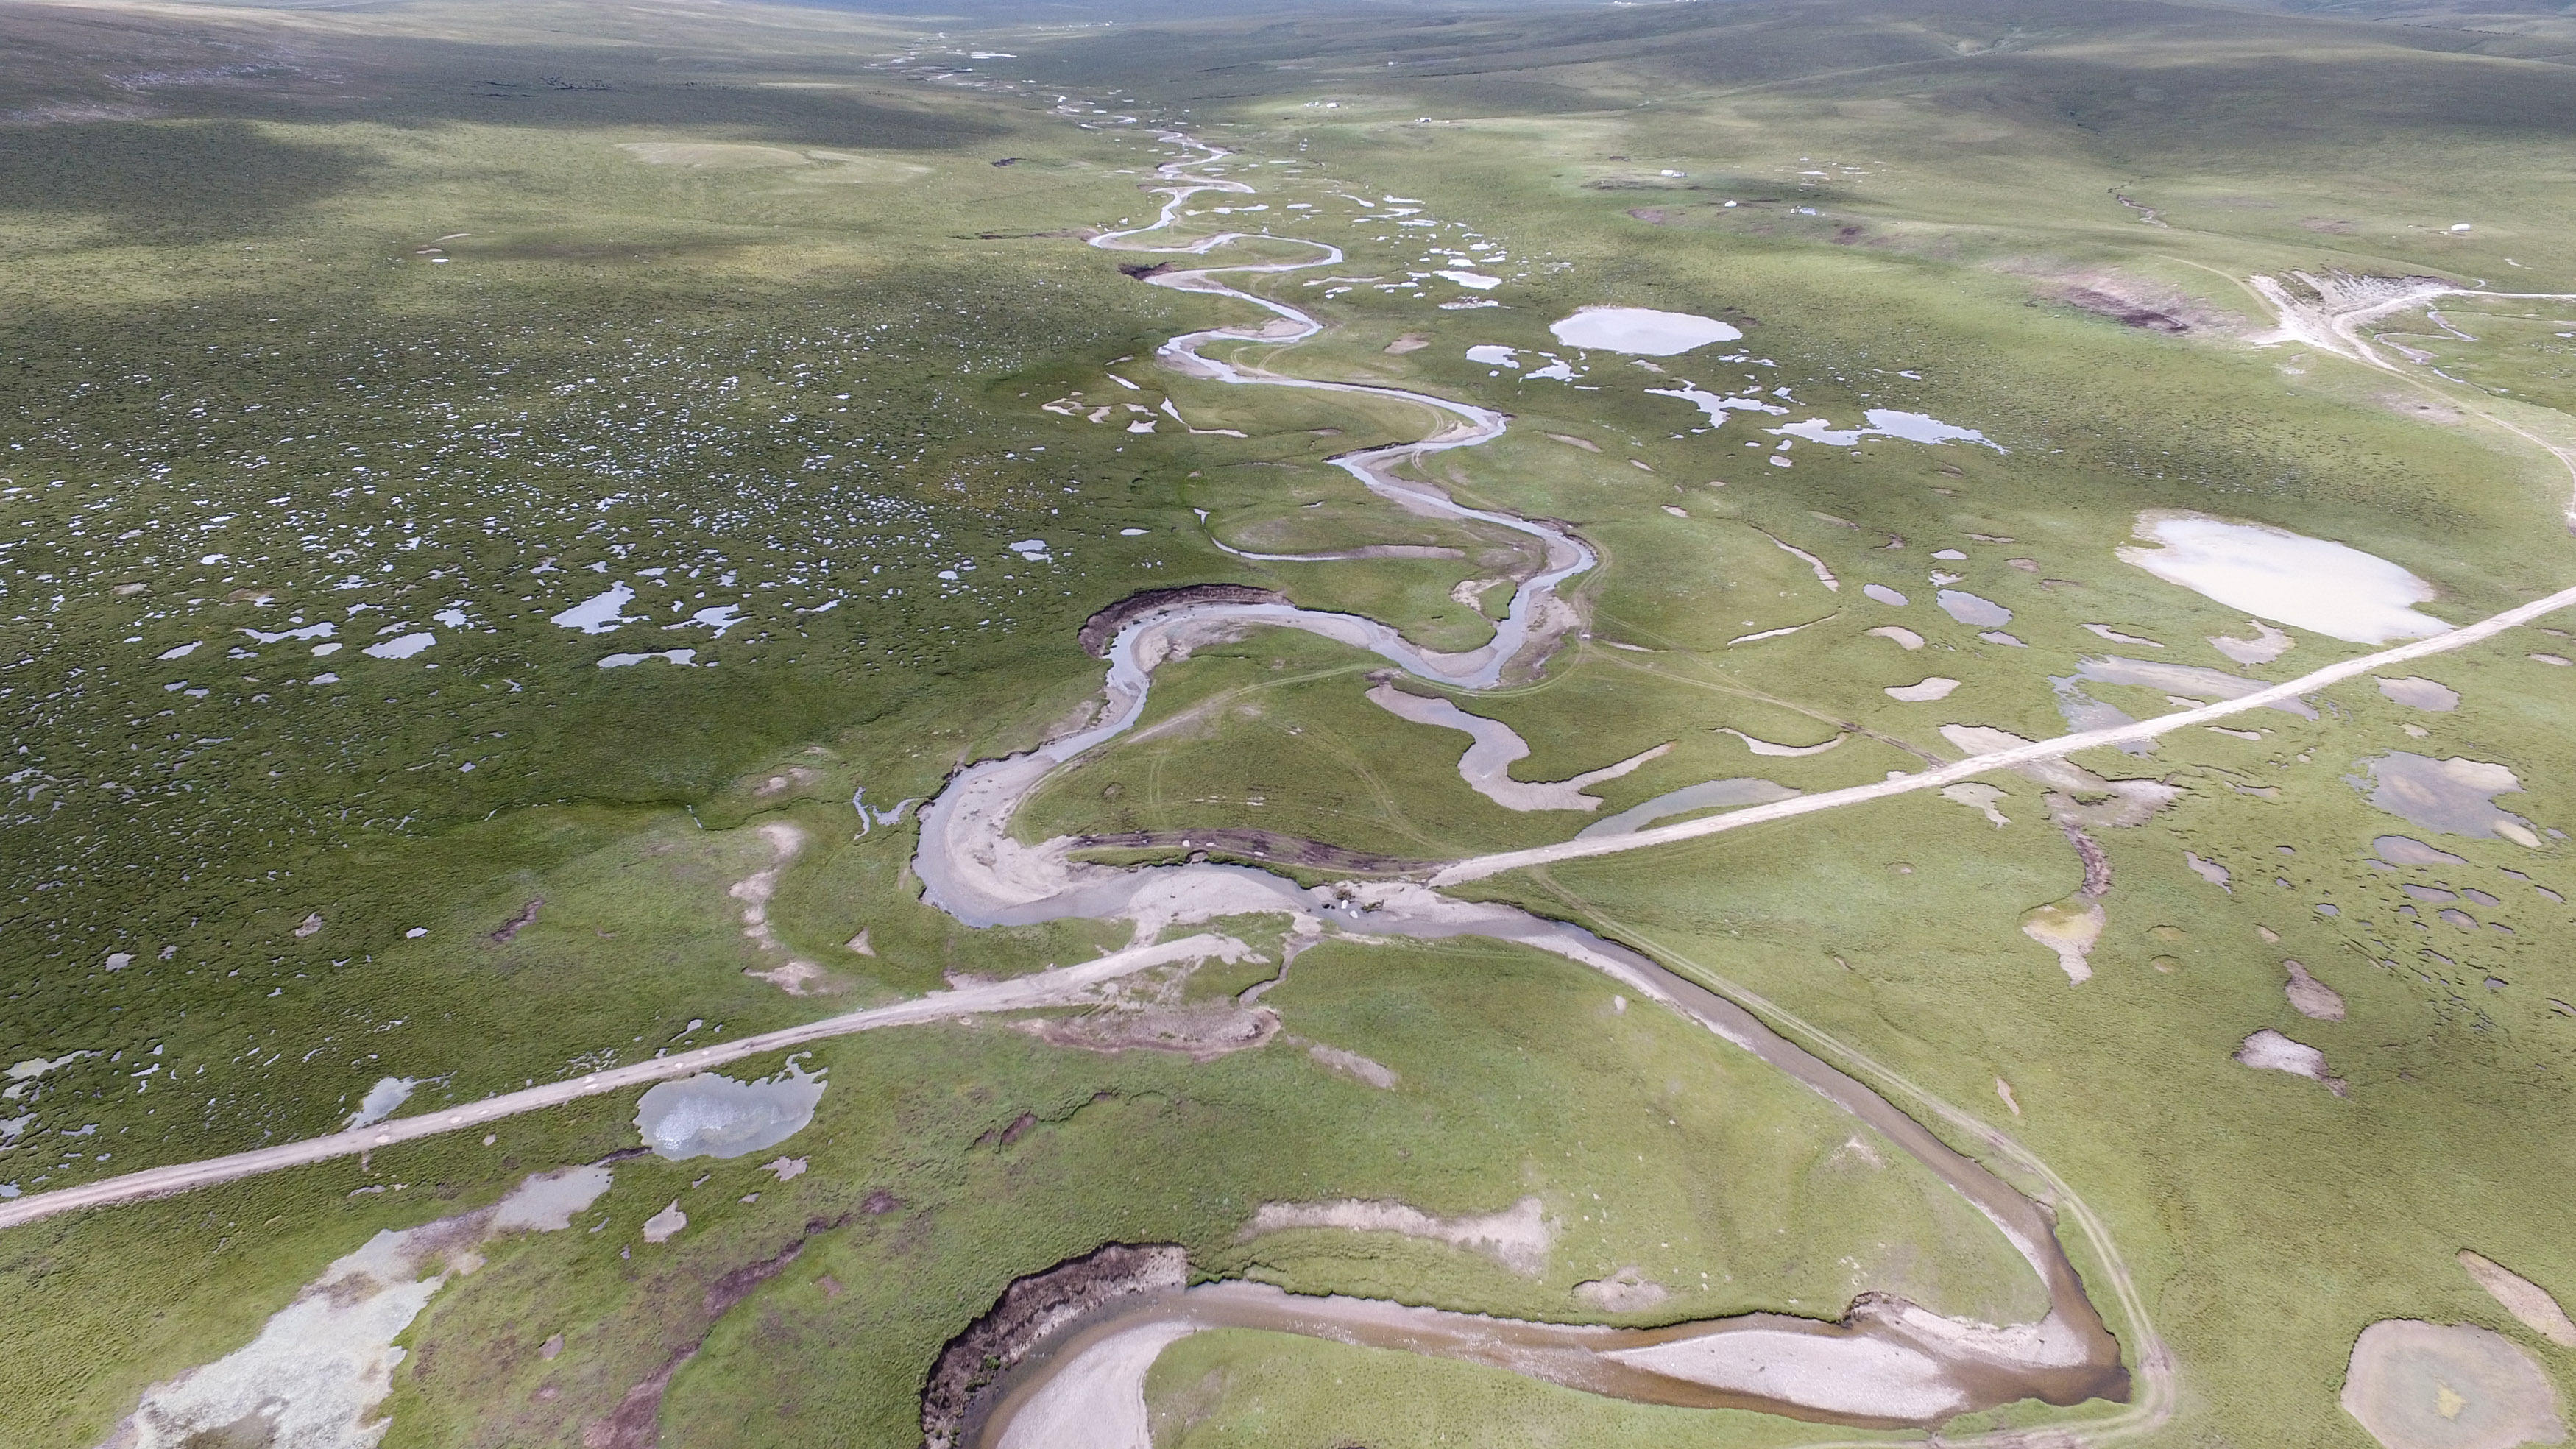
[1549, 306, 1741, 355]
[633, 1061, 826, 1161]
[2348, 754, 2539, 846]
[1774, 411, 2000, 450]
[2118, 511, 2448, 643]
[551, 582, 638, 634]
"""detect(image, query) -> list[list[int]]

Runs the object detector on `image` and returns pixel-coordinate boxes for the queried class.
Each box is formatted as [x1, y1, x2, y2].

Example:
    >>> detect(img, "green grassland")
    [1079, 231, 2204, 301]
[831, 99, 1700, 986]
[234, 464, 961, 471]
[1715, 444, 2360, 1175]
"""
[6, 0, 2576, 1444]
[2, 932, 2048, 1447]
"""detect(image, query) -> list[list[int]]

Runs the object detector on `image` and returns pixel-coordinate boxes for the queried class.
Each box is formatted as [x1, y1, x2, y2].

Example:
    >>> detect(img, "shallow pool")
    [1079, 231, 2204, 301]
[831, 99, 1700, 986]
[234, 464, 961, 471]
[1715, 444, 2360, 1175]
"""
[1549, 306, 1741, 355]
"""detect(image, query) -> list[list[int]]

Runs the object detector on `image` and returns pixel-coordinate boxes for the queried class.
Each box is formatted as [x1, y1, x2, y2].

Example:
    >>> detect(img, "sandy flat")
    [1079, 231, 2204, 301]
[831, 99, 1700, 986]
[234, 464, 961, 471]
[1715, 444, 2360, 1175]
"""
[2237, 1029, 2336, 1085]
[1607, 1328, 1967, 1419]
[996, 1320, 1200, 1449]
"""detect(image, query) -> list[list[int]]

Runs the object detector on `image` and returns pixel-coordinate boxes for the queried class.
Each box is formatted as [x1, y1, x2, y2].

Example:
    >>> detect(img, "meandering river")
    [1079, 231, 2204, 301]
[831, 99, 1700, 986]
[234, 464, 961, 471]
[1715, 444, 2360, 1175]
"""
[912, 135, 2133, 1445]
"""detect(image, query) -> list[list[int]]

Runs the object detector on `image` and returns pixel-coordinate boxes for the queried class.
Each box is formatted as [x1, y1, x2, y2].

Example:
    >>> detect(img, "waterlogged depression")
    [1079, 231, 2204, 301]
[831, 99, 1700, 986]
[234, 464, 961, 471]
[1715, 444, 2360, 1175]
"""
[1774, 411, 2001, 450]
[342, 1076, 419, 1130]
[2119, 511, 2449, 643]
[1549, 306, 1743, 355]
[633, 1061, 827, 1161]
[551, 582, 640, 634]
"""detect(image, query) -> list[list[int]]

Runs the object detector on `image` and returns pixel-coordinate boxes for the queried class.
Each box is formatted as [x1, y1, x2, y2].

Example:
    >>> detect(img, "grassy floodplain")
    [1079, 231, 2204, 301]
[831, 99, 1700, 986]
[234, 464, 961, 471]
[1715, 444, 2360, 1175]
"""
[4, 0, 2576, 1445]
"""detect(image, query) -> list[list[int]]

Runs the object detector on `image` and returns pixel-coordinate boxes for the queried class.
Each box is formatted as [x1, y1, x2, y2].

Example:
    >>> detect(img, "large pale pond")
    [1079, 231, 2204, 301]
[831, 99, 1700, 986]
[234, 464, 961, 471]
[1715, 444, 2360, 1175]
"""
[2117, 512, 2448, 643]
[634, 1062, 827, 1160]
[1549, 306, 1741, 355]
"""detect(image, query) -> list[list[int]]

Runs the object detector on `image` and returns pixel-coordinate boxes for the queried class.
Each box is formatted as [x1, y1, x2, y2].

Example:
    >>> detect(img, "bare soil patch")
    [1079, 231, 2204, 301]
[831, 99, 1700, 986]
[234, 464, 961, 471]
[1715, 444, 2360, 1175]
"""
[2459, 1252, 2576, 1347]
[1576, 1267, 1671, 1311]
[1069, 826, 1433, 876]
[1022, 998, 1278, 1062]
[490, 897, 542, 944]
[2237, 1029, 2348, 1094]
[2286, 961, 2347, 1020]
[1242, 1195, 1553, 1275]
[2341, 1319, 2566, 1449]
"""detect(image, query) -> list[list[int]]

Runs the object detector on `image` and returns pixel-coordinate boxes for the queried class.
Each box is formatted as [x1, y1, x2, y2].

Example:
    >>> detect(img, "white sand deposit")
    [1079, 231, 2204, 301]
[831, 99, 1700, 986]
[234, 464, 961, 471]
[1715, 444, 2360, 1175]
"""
[2084, 623, 2162, 647]
[1306, 1043, 1398, 1088]
[1942, 782, 2011, 826]
[733, 821, 828, 993]
[1719, 726, 1845, 757]
[1549, 306, 1741, 355]
[642, 1200, 688, 1244]
[2211, 619, 2295, 664]
[2285, 962, 2347, 1020]
[1606, 1328, 1967, 1419]
[2118, 511, 2448, 643]
[994, 1320, 1200, 1449]
[1574, 1269, 1669, 1311]
[1755, 529, 1838, 589]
